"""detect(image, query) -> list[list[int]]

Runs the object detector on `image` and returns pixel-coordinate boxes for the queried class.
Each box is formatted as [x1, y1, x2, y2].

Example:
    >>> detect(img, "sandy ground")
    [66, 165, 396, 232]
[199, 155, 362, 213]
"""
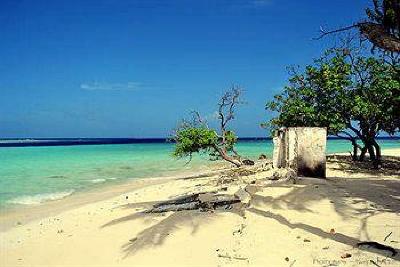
[1, 149, 399, 267]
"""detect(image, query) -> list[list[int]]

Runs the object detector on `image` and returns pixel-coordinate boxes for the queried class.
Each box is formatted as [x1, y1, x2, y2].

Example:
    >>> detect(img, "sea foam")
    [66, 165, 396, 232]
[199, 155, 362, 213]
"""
[7, 190, 75, 205]
[90, 177, 117, 183]
[91, 178, 107, 183]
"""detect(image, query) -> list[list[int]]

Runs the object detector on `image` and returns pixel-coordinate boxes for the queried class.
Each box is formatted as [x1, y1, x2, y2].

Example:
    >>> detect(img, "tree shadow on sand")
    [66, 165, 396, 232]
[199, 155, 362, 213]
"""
[247, 207, 400, 260]
[119, 211, 214, 257]
[101, 170, 400, 260]
[251, 177, 400, 217]
[248, 176, 400, 260]
[101, 199, 246, 258]
[327, 155, 400, 176]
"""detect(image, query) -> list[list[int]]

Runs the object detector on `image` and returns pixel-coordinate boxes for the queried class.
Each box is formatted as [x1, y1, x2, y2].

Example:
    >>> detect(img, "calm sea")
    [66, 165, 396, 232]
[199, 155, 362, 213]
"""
[0, 138, 399, 208]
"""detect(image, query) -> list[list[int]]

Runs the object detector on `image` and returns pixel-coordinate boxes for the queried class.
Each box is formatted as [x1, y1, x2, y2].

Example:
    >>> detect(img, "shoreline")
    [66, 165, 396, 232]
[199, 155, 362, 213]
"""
[0, 166, 229, 232]
[0, 148, 399, 266]
[1, 147, 399, 233]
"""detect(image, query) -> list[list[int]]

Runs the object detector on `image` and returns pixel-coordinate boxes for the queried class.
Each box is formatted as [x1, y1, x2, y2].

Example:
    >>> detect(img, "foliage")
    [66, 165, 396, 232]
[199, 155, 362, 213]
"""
[223, 130, 238, 151]
[350, 56, 400, 135]
[266, 47, 400, 163]
[266, 51, 352, 136]
[173, 125, 219, 159]
[172, 87, 244, 167]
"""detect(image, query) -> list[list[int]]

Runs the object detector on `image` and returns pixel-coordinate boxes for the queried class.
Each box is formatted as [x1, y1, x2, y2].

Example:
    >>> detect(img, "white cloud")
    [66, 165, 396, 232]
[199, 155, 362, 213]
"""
[80, 82, 142, 91]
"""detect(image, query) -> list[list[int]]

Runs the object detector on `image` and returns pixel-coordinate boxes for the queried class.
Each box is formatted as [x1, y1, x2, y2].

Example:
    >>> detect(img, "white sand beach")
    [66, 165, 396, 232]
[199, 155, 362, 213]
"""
[1, 148, 399, 267]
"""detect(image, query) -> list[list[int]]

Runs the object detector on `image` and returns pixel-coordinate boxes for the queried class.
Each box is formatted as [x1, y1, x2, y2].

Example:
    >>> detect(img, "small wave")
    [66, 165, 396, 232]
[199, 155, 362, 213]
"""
[90, 177, 118, 183]
[7, 190, 75, 205]
[91, 178, 107, 183]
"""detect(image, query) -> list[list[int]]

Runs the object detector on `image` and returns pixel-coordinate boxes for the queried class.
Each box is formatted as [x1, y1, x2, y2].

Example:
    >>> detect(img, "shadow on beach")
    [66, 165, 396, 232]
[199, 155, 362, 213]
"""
[247, 175, 400, 260]
[102, 158, 400, 261]
[327, 155, 400, 176]
[102, 208, 222, 257]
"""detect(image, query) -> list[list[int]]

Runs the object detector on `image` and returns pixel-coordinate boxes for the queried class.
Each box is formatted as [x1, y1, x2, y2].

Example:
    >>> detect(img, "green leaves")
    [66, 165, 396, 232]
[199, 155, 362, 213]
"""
[172, 87, 243, 165]
[266, 48, 399, 137]
[223, 130, 237, 151]
[266, 50, 352, 135]
[173, 126, 218, 158]
[172, 125, 240, 161]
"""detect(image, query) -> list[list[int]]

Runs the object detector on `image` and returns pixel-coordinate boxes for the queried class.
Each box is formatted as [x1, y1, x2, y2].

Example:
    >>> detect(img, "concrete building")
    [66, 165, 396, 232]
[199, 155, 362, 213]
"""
[272, 127, 327, 178]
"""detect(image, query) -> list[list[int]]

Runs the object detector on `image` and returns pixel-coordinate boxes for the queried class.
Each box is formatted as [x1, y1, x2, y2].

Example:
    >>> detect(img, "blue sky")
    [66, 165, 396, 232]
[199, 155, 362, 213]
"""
[0, 0, 368, 138]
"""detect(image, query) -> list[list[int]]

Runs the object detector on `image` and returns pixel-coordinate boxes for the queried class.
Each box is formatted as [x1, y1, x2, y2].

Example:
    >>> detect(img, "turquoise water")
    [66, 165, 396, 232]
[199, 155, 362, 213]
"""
[0, 139, 399, 208]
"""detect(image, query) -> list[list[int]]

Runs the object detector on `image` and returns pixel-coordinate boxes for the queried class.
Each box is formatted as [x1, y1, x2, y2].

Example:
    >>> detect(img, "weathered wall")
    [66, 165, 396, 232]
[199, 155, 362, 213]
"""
[286, 128, 297, 170]
[272, 130, 286, 168]
[295, 127, 327, 178]
[272, 127, 327, 178]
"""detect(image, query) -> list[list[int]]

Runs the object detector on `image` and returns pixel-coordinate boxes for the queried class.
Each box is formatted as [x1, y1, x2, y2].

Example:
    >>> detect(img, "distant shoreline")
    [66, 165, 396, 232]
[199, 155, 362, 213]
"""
[1, 136, 399, 147]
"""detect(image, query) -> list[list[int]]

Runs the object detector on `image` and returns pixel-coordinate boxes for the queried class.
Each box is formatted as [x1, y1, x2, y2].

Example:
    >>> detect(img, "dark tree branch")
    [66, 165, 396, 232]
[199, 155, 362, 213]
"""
[190, 110, 208, 128]
[315, 23, 400, 53]
[212, 144, 241, 167]
[314, 24, 361, 40]
[217, 86, 244, 141]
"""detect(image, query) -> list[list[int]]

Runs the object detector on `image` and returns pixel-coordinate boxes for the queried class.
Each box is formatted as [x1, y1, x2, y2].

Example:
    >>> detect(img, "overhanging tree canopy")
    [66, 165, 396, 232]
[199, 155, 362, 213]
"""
[317, 0, 400, 53]
[266, 47, 399, 165]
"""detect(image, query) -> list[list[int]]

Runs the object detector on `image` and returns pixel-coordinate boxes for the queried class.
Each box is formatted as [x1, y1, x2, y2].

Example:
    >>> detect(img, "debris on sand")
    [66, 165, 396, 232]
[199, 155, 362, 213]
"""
[217, 253, 248, 261]
[340, 253, 351, 259]
[271, 168, 297, 182]
[384, 232, 392, 242]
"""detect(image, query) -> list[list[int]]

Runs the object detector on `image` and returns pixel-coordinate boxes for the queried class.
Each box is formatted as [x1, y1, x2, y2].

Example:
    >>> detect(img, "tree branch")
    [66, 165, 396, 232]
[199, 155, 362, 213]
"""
[314, 24, 361, 40]
[315, 22, 400, 53]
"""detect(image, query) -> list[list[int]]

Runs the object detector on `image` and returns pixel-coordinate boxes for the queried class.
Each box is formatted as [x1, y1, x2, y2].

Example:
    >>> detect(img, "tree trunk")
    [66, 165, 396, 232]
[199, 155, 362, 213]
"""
[213, 145, 242, 167]
[334, 131, 360, 161]
[231, 148, 242, 160]
[359, 146, 368, 161]
[346, 125, 368, 161]
[372, 139, 382, 169]
[374, 143, 381, 161]
[359, 136, 381, 168]
[358, 139, 375, 162]
[359, 23, 400, 53]
[351, 139, 359, 161]
[222, 154, 242, 168]
[367, 143, 376, 161]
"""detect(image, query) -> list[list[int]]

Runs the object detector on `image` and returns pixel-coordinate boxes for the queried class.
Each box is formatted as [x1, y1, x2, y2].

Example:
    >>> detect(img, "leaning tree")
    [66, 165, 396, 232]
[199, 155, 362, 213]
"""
[172, 86, 250, 168]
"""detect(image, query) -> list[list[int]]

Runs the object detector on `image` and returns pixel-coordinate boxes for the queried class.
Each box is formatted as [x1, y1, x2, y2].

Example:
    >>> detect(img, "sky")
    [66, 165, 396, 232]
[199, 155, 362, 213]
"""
[0, 0, 368, 138]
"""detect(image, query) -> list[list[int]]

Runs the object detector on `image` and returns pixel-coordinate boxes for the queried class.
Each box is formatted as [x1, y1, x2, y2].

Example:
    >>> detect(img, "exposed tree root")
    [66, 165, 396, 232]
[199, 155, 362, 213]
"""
[145, 168, 297, 214]
[145, 193, 241, 213]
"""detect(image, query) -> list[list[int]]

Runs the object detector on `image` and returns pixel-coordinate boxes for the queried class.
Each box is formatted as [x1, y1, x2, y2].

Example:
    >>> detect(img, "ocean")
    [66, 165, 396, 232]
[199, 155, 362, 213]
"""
[0, 138, 399, 209]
